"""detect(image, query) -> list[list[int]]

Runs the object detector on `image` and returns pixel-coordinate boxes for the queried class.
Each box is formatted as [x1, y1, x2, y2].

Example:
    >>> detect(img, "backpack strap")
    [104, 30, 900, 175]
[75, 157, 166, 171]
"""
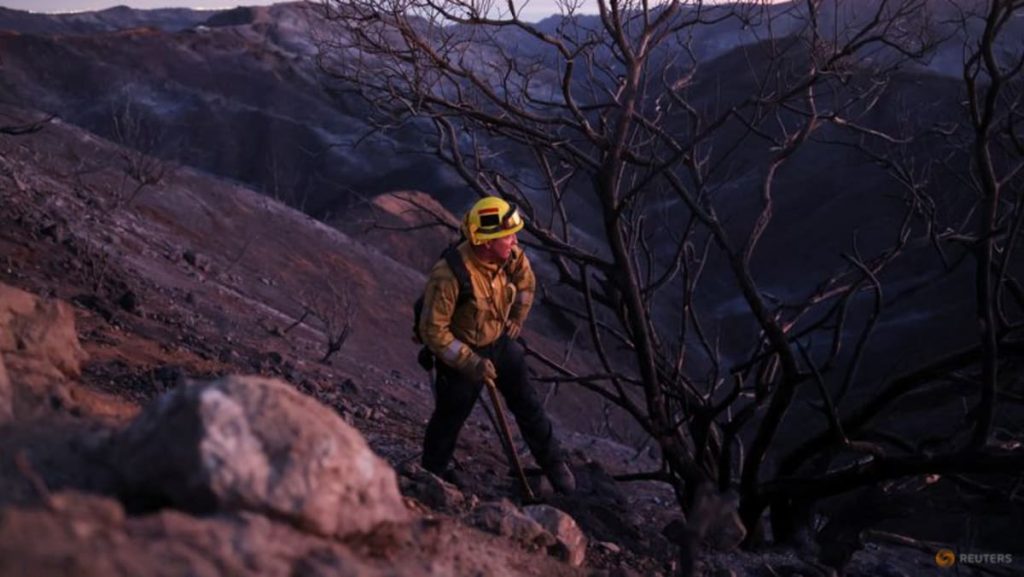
[443, 245, 474, 308]
[414, 245, 475, 370]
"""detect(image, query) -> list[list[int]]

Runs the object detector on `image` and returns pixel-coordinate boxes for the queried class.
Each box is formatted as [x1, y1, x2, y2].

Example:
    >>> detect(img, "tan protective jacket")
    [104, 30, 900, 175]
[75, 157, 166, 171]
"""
[419, 241, 535, 372]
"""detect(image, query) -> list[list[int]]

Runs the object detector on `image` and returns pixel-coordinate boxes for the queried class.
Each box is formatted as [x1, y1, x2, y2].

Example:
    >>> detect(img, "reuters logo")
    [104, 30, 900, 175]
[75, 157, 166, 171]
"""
[935, 549, 956, 568]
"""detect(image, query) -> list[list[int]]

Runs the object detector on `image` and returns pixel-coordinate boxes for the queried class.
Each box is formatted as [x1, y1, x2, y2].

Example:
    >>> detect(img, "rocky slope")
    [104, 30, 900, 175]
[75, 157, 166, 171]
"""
[1, 95, 1017, 576]
[0, 103, 669, 576]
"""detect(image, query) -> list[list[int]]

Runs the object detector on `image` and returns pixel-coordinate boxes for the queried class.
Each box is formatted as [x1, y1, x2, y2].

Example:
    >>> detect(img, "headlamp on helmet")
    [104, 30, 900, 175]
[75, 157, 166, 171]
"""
[463, 197, 524, 245]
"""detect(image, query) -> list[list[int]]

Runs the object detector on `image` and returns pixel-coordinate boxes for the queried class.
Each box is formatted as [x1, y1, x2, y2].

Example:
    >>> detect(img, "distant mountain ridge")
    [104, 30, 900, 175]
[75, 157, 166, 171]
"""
[0, 4, 220, 35]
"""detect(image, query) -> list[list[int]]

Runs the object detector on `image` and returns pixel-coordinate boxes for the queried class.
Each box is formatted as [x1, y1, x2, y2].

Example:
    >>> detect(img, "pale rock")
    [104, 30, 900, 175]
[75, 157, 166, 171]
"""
[112, 375, 408, 538]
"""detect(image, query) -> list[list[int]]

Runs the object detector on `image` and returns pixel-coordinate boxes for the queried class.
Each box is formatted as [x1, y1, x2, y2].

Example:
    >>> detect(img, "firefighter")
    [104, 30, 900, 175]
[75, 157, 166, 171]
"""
[418, 196, 575, 494]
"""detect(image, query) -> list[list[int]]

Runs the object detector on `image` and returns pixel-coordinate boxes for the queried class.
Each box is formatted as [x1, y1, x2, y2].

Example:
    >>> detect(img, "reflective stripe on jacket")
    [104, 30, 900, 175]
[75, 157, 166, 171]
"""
[419, 241, 535, 371]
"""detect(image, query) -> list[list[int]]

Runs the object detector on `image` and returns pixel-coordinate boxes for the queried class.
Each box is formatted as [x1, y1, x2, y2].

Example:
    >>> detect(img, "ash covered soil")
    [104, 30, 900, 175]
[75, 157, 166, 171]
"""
[0, 106, 1005, 577]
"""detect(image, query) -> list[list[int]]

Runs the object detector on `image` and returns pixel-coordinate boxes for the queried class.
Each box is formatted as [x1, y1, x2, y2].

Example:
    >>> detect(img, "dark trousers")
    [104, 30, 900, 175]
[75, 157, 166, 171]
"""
[421, 335, 563, 474]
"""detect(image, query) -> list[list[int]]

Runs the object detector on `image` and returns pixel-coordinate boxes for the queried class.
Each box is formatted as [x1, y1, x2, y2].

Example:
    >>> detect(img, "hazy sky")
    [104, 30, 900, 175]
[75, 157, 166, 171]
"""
[0, 0, 578, 20]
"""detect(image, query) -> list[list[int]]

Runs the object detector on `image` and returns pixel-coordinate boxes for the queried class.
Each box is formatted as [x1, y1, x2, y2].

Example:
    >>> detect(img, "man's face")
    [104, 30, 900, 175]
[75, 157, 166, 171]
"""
[484, 233, 517, 261]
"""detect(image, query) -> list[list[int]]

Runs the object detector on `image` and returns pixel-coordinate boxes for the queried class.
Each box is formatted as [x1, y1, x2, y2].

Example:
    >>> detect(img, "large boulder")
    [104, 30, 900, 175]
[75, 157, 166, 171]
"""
[112, 375, 409, 537]
[0, 282, 88, 419]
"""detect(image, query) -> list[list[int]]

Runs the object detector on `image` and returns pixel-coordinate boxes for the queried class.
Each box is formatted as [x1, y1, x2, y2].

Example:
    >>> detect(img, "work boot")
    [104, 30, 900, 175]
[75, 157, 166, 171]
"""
[545, 461, 576, 495]
[423, 462, 470, 490]
[438, 468, 471, 490]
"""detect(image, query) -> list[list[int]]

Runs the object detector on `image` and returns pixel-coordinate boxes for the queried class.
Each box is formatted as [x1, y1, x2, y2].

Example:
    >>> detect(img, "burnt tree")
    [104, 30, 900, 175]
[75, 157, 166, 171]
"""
[315, 0, 1024, 568]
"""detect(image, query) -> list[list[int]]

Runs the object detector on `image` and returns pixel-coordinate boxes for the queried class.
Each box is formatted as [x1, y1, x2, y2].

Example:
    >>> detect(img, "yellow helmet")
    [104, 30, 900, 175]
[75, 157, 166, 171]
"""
[462, 197, 524, 245]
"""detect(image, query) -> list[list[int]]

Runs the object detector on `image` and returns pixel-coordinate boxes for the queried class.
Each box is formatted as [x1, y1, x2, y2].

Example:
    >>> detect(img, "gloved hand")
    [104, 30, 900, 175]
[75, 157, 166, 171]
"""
[505, 319, 523, 340]
[466, 356, 497, 382]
